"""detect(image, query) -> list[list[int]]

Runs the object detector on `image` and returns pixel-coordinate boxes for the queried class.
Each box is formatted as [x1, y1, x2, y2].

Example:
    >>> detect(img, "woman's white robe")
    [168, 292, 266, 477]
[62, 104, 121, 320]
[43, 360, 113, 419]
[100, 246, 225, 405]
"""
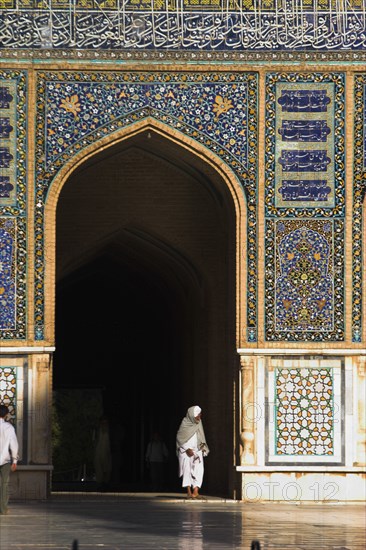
[177, 432, 204, 488]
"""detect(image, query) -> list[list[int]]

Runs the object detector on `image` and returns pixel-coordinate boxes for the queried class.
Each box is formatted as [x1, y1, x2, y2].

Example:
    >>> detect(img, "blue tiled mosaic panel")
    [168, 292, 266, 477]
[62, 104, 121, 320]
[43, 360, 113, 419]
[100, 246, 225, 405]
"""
[265, 219, 344, 342]
[0, 220, 16, 331]
[0, 2, 365, 50]
[0, 71, 27, 341]
[0, 217, 26, 339]
[35, 71, 258, 341]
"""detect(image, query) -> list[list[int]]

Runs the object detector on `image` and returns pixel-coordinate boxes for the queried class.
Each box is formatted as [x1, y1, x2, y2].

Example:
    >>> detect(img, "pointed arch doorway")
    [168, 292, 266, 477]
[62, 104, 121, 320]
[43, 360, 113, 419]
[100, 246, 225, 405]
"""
[52, 127, 241, 497]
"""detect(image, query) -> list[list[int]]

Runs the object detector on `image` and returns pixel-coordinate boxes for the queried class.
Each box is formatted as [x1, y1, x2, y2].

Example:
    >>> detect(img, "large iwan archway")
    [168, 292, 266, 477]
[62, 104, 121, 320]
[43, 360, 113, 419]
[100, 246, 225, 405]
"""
[52, 126, 244, 497]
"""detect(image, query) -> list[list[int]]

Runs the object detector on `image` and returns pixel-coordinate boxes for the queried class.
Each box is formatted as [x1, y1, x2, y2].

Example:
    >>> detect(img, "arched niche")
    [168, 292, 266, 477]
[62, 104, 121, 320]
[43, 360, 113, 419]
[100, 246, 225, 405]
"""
[44, 119, 247, 497]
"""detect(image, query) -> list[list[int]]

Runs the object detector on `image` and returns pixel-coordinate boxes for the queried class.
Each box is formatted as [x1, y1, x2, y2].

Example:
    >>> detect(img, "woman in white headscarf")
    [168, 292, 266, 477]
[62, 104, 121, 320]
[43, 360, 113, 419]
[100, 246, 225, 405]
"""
[176, 405, 209, 498]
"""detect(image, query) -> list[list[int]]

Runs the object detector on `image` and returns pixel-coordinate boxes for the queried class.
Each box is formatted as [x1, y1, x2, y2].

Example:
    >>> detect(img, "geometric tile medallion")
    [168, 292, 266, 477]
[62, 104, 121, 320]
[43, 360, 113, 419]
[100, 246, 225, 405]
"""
[35, 71, 258, 340]
[0, 366, 17, 425]
[267, 358, 343, 464]
[265, 219, 344, 341]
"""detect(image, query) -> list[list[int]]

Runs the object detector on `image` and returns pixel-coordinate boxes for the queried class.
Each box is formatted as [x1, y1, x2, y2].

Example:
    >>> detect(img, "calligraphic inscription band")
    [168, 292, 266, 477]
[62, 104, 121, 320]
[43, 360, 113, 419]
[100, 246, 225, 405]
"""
[0, 2, 365, 50]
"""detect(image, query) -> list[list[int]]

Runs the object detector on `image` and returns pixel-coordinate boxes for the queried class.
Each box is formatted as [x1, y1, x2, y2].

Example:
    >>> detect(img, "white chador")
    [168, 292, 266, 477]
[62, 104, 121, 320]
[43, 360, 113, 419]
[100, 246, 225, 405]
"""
[176, 406, 209, 495]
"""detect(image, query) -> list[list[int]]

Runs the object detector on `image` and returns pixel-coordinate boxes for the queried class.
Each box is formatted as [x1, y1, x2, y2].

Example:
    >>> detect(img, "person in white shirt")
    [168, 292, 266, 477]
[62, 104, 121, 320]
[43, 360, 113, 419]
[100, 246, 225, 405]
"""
[176, 405, 209, 499]
[0, 404, 19, 515]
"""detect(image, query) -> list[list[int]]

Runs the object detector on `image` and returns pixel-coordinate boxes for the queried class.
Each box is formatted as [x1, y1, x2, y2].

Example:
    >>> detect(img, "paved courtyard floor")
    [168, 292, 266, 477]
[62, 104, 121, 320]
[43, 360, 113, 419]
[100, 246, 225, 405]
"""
[0, 492, 365, 550]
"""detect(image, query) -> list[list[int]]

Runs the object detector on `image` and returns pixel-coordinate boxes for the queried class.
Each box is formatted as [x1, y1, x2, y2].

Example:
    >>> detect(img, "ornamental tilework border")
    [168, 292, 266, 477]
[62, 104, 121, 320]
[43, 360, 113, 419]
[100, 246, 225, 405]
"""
[0, 71, 27, 215]
[0, 217, 27, 339]
[0, 71, 27, 340]
[353, 75, 366, 344]
[35, 71, 258, 341]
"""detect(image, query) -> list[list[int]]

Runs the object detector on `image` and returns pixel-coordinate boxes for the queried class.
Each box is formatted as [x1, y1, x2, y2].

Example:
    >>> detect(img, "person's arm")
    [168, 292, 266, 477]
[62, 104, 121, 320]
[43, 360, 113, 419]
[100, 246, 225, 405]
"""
[179, 439, 195, 457]
[9, 428, 19, 471]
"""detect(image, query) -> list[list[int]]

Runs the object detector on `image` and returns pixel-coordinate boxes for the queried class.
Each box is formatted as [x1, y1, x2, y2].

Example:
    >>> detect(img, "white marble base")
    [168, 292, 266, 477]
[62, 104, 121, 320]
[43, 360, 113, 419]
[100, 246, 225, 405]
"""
[238, 470, 366, 502]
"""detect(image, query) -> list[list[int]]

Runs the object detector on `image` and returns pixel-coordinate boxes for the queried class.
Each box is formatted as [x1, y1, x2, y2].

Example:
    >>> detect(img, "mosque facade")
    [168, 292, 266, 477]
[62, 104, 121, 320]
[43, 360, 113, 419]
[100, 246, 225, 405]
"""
[0, 0, 365, 501]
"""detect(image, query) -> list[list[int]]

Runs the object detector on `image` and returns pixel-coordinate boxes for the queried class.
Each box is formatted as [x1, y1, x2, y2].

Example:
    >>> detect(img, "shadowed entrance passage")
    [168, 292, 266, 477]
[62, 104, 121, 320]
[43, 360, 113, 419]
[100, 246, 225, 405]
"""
[53, 129, 238, 497]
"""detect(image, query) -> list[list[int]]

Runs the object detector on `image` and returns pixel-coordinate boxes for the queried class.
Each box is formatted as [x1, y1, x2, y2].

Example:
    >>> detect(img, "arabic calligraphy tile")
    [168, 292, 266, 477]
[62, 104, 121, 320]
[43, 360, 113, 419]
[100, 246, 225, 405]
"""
[278, 90, 330, 112]
[0, 6, 364, 50]
[279, 150, 331, 172]
[278, 120, 330, 142]
[0, 177, 14, 198]
[0, 117, 13, 138]
[279, 180, 331, 202]
[0, 86, 13, 108]
[0, 147, 13, 168]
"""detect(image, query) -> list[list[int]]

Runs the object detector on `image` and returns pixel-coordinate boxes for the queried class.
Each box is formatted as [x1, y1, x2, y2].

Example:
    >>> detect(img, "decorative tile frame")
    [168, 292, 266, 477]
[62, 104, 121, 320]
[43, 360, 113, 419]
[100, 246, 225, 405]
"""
[266, 357, 344, 465]
[265, 73, 345, 342]
[35, 70, 258, 341]
[265, 72, 345, 219]
[353, 74, 366, 343]
[0, 71, 27, 340]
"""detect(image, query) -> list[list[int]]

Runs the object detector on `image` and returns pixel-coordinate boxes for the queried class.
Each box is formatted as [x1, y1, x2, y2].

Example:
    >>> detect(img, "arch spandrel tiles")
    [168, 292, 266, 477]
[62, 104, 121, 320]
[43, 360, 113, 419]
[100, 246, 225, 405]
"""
[35, 70, 258, 342]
